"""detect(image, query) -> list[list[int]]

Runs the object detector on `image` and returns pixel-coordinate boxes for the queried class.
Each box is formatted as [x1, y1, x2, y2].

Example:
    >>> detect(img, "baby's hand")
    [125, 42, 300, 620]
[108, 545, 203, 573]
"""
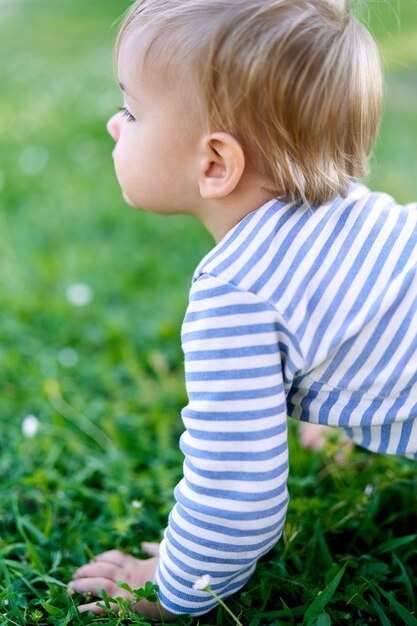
[68, 542, 171, 619]
[299, 422, 335, 450]
[298, 422, 353, 458]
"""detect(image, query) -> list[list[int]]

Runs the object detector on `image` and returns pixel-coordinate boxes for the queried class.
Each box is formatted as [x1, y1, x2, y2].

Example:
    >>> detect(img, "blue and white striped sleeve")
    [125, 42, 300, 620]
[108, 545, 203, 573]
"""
[154, 273, 297, 616]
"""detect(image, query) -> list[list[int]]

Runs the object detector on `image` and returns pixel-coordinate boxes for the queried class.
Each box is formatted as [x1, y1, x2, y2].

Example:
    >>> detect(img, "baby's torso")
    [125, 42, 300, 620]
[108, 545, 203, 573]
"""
[194, 185, 417, 458]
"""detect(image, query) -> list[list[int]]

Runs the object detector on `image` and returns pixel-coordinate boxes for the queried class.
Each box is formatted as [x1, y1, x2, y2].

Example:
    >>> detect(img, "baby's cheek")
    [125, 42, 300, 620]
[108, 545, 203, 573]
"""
[113, 151, 128, 184]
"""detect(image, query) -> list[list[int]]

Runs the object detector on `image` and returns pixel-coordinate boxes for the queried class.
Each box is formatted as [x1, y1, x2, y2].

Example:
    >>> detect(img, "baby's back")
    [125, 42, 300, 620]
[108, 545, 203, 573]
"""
[195, 185, 417, 457]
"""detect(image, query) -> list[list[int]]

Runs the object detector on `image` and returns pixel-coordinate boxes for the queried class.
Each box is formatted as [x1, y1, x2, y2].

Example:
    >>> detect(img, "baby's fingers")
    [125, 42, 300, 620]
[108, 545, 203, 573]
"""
[95, 549, 135, 567]
[72, 561, 124, 582]
[68, 577, 118, 599]
[141, 542, 160, 557]
[76, 600, 119, 615]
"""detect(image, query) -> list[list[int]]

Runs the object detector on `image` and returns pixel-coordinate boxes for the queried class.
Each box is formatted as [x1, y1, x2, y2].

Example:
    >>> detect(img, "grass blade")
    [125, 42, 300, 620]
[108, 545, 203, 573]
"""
[392, 553, 415, 606]
[303, 562, 348, 626]
[372, 583, 417, 626]
[370, 596, 393, 626]
[374, 535, 417, 555]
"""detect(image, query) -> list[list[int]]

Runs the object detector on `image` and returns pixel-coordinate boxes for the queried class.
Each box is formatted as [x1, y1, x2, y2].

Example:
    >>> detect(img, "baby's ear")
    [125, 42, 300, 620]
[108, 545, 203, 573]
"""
[198, 132, 245, 200]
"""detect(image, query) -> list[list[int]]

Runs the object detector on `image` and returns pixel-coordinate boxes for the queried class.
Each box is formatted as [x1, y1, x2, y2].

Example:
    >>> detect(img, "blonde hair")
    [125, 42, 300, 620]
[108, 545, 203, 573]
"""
[116, 0, 383, 206]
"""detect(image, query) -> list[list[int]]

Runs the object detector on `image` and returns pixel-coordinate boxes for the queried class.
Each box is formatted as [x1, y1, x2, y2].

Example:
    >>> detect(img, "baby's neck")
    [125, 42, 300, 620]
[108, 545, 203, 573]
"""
[198, 182, 274, 243]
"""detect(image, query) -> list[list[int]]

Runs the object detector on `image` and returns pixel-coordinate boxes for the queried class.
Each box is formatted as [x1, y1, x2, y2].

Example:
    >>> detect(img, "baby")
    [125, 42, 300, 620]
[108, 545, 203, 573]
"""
[68, 0, 417, 619]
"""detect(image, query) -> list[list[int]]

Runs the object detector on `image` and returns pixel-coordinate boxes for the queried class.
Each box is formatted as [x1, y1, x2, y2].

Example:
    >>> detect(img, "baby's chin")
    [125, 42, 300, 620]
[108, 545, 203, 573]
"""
[121, 192, 163, 214]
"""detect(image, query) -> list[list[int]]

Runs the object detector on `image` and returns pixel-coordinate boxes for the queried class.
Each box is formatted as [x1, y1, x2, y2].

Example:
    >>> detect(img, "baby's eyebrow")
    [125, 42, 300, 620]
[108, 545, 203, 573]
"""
[118, 81, 140, 103]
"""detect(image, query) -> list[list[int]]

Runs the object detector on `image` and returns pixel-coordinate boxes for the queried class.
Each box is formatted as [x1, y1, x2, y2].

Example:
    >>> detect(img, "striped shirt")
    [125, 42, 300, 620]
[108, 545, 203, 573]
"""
[155, 184, 417, 615]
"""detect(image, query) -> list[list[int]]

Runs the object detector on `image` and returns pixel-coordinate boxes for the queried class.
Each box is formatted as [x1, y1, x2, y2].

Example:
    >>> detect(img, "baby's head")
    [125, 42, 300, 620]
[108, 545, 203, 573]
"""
[110, 0, 382, 216]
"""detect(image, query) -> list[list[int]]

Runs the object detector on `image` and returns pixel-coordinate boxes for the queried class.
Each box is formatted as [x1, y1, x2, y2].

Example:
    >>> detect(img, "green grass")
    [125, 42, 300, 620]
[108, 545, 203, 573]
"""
[1, 0, 417, 624]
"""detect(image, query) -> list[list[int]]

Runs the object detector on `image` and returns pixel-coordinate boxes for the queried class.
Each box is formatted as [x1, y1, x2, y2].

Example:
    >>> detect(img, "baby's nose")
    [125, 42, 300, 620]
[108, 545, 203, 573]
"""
[107, 113, 120, 142]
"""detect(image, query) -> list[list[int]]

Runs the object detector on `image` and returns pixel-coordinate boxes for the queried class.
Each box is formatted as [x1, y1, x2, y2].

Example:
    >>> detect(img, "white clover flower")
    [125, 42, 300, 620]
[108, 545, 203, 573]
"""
[131, 500, 142, 509]
[57, 347, 79, 368]
[192, 574, 212, 591]
[66, 283, 93, 307]
[364, 484, 374, 497]
[22, 415, 39, 438]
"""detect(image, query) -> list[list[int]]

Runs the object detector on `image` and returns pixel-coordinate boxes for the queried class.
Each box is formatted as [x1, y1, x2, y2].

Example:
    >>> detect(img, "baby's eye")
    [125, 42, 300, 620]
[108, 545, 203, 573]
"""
[117, 106, 136, 123]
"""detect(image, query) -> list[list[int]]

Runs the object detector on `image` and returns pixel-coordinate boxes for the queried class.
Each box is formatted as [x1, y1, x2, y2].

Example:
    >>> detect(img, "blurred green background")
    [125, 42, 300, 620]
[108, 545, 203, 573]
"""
[1, 0, 417, 429]
[0, 0, 212, 426]
[0, 0, 417, 623]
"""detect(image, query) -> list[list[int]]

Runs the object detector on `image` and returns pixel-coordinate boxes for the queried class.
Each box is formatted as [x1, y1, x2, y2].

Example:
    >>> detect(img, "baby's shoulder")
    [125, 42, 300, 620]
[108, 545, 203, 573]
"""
[192, 186, 417, 307]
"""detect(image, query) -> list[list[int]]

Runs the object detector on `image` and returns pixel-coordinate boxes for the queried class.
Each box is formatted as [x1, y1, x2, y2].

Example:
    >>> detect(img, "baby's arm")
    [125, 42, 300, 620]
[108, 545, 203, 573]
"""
[68, 274, 293, 618]
[154, 273, 293, 616]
